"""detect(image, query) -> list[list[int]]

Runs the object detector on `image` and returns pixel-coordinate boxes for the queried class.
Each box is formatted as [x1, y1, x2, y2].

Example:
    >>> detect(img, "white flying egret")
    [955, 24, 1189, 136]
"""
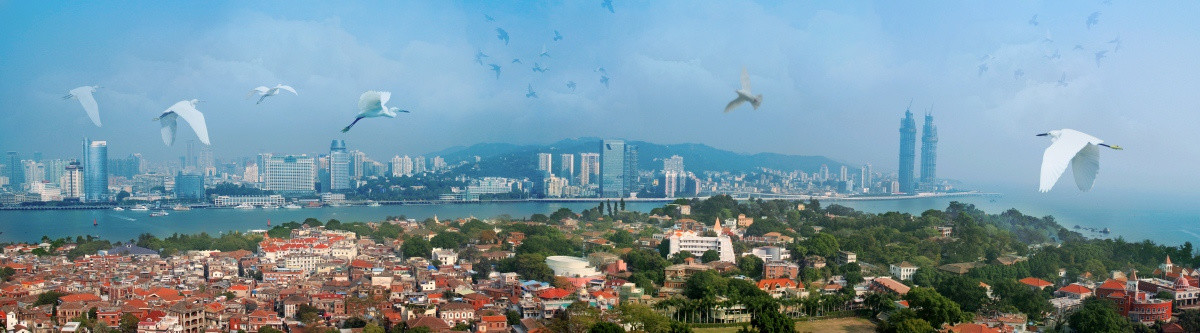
[342, 91, 410, 133]
[724, 68, 763, 113]
[247, 84, 297, 104]
[1036, 129, 1122, 192]
[63, 86, 102, 127]
[154, 99, 210, 146]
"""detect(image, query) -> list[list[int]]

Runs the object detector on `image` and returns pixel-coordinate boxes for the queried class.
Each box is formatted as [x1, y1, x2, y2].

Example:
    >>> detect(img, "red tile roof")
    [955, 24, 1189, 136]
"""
[1056, 283, 1092, 295]
[1019, 277, 1053, 288]
[537, 287, 571, 300]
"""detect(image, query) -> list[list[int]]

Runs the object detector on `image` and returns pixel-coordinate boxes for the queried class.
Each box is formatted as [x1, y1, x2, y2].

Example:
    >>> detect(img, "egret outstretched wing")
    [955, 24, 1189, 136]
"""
[70, 87, 102, 127]
[159, 113, 179, 147]
[724, 97, 747, 113]
[168, 101, 210, 145]
[359, 91, 385, 114]
[1039, 132, 1091, 192]
[740, 68, 752, 91]
[247, 86, 270, 99]
[1071, 144, 1101, 191]
[276, 85, 297, 95]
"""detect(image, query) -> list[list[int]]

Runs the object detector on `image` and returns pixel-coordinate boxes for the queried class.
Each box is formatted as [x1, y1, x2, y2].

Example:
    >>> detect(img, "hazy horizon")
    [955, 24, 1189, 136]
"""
[3, 1, 1199, 196]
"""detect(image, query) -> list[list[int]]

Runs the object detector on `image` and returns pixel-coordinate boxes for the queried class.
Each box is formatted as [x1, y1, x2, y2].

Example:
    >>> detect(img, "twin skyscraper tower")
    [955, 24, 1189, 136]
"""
[898, 105, 937, 194]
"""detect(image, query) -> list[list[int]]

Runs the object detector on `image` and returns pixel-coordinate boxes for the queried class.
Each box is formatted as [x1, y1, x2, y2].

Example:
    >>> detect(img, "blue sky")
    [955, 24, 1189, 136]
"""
[2, 1, 1199, 195]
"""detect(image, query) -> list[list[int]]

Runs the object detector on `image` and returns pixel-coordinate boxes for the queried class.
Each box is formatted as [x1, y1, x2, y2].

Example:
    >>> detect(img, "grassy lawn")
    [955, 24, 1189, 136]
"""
[693, 317, 877, 333]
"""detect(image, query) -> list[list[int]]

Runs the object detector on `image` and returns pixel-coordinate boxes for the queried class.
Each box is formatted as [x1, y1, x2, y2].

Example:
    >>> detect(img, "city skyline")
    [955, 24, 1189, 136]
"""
[3, 2, 1199, 195]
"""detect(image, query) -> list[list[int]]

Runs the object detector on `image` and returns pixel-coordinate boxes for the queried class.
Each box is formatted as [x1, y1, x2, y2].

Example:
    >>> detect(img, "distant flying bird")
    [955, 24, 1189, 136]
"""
[1058, 73, 1069, 87]
[1013, 69, 1025, 80]
[531, 63, 549, 73]
[342, 91, 410, 133]
[601, 0, 614, 13]
[1028, 15, 1039, 26]
[495, 28, 509, 45]
[1036, 129, 1122, 192]
[154, 99, 210, 146]
[1108, 37, 1122, 52]
[246, 84, 297, 105]
[474, 50, 489, 65]
[1042, 30, 1054, 43]
[1044, 49, 1061, 61]
[539, 44, 550, 58]
[512, 58, 522, 64]
[724, 68, 762, 113]
[484, 14, 495, 22]
[1073, 44, 1085, 51]
[599, 75, 610, 88]
[595, 67, 607, 75]
[63, 85, 102, 127]
[489, 64, 502, 79]
[1095, 50, 1108, 66]
[566, 81, 576, 91]
[1086, 12, 1101, 29]
[525, 84, 538, 98]
[977, 63, 988, 77]
[553, 30, 563, 41]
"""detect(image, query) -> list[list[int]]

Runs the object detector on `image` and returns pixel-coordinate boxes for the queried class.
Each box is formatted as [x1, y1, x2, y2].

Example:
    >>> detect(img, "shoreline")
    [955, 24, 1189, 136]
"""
[0, 193, 994, 211]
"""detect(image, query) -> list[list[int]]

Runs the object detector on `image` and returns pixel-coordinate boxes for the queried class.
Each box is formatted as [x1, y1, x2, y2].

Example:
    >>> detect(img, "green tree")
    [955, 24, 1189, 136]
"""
[259, 328, 285, 333]
[683, 270, 726, 300]
[700, 250, 720, 263]
[902, 287, 971, 328]
[736, 254, 764, 278]
[1068, 298, 1132, 333]
[618, 304, 670, 333]
[363, 323, 385, 333]
[0, 267, 16, 281]
[667, 321, 693, 333]
[506, 310, 522, 326]
[119, 313, 139, 333]
[498, 253, 555, 282]
[430, 231, 467, 249]
[33, 291, 66, 306]
[935, 275, 988, 313]
[748, 302, 795, 333]
[402, 236, 433, 258]
[806, 233, 839, 257]
[1177, 309, 1200, 332]
[589, 322, 625, 333]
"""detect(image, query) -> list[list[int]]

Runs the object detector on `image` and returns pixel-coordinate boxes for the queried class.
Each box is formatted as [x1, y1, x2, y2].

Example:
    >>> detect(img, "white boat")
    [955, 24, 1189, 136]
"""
[283, 204, 302, 209]
[130, 205, 150, 212]
[172, 205, 191, 211]
[367, 202, 381, 207]
[234, 203, 255, 210]
[112, 207, 125, 211]
[261, 204, 279, 209]
[150, 210, 169, 217]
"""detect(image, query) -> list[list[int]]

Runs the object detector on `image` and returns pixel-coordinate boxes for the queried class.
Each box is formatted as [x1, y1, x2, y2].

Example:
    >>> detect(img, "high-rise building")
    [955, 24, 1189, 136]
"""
[244, 163, 259, 183]
[860, 163, 872, 192]
[537, 153, 553, 175]
[44, 159, 69, 185]
[186, 140, 196, 169]
[198, 146, 214, 171]
[579, 153, 599, 185]
[431, 156, 446, 171]
[84, 139, 108, 202]
[839, 165, 848, 182]
[329, 140, 350, 191]
[391, 155, 414, 176]
[819, 164, 830, 182]
[413, 156, 426, 174]
[174, 172, 205, 200]
[350, 150, 366, 179]
[920, 112, 938, 186]
[6, 152, 24, 190]
[899, 107, 917, 194]
[624, 144, 639, 195]
[600, 140, 626, 198]
[663, 155, 685, 198]
[542, 175, 568, 198]
[22, 160, 45, 186]
[261, 154, 316, 195]
[559, 154, 575, 181]
[60, 161, 83, 199]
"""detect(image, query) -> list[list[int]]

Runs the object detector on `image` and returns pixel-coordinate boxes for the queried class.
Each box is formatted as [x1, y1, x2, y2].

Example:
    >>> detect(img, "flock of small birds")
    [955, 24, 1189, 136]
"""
[979, 2, 1121, 88]
[55, 1, 1124, 194]
[476, 2, 615, 99]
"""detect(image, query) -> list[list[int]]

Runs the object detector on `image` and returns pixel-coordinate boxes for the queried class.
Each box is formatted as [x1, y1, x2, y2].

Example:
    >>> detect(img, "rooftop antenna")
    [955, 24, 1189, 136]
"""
[907, 98, 913, 111]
